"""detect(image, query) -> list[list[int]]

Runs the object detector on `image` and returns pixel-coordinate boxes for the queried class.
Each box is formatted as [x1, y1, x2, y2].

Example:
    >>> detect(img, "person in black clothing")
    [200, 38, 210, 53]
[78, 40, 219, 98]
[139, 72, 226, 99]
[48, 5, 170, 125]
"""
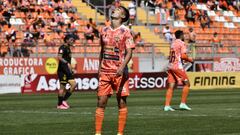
[57, 35, 76, 110]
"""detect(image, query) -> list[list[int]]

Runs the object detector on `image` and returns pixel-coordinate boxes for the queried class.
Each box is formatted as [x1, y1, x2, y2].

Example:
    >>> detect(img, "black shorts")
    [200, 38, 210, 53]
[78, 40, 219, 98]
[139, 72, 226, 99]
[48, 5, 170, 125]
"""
[57, 64, 74, 86]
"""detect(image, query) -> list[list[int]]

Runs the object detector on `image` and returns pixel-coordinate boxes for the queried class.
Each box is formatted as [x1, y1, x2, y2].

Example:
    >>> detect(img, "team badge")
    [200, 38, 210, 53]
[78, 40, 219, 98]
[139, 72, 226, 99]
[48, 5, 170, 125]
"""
[114, 36, 120, 43]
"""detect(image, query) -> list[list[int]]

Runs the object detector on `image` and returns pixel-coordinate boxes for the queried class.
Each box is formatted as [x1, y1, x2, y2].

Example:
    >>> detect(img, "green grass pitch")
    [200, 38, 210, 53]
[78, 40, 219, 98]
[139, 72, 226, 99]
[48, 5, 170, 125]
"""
[0, 89, 240, 135]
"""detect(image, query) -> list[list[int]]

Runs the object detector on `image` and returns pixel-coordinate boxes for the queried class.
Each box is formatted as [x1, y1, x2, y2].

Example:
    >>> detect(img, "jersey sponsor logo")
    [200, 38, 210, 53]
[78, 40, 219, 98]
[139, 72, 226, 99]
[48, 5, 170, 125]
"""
[114, 36, 120, 43]
[103, 54, 120, 61]
[127, 38, 134, 45]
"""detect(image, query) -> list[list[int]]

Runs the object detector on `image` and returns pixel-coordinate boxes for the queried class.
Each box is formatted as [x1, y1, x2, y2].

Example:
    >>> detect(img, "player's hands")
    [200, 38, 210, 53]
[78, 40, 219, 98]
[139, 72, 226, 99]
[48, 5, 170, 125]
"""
[67, 63, 71, 69]
[188, 57, 193, 63]
[116, 67, 124, 77]
[67, 63, 73, 73]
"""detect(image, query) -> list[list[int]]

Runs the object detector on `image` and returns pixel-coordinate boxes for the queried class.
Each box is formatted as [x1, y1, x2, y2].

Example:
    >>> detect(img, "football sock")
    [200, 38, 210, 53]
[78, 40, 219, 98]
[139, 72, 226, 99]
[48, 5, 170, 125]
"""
[63, 91, 72, 101]
[95, 107, 104, 134]
[181, 85, 190, 103]
[165, 87, 173, 106]
[58, 96, 64, 105]
[118, 107, 128, 135]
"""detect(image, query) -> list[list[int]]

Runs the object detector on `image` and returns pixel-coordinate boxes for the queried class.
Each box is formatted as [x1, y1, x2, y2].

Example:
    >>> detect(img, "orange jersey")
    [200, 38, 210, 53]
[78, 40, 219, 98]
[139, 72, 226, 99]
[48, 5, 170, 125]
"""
[168, 39, 187, 70]
[100, 25, 135, 74]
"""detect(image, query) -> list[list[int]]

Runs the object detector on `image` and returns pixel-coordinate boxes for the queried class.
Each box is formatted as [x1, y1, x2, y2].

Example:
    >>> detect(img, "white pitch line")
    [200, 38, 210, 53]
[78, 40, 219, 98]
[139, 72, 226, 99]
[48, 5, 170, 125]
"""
[1, 110, 240, 118]
[0, 110, 92, 115]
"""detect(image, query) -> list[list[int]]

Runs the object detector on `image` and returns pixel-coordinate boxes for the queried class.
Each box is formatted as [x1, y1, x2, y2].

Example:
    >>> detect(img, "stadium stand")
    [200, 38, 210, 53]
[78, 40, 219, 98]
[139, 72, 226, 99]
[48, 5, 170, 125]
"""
[0, 0, 239, 59]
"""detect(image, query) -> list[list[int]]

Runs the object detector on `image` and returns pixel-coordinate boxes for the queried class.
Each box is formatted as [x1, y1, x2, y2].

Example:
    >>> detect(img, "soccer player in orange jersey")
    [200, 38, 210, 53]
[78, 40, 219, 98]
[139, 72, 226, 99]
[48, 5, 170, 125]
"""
[95, 6, 135, 135]
[164, 30, 193, 111]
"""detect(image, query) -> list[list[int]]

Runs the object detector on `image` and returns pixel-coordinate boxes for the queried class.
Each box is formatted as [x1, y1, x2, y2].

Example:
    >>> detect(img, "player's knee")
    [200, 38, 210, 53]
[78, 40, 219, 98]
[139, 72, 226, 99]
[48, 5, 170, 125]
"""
[168, 83, 175, 88]
[58, 89, 64, 96]
[60, 84, 66, 90]
[184, 80, 190, 87]
[118, 97, 127, 109]
[68, 79, 76, 92]
[97, 96, 108, 108]
[118, 102, 127, 109]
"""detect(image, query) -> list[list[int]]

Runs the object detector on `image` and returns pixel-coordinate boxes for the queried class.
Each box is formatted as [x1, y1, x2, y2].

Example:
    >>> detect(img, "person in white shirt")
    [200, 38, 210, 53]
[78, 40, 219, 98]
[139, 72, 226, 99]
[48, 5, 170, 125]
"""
[162, 25, 173, 43]
[128, 0, 136, 25]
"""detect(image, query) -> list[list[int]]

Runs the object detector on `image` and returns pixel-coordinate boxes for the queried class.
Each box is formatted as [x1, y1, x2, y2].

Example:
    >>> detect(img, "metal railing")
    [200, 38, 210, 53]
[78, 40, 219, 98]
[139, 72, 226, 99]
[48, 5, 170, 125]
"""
[16, 42, 239, 58]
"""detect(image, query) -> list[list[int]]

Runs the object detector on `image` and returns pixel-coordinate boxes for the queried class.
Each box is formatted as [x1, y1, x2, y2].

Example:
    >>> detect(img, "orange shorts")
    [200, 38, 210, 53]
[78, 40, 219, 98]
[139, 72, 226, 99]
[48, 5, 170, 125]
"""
[98, 73, 129, 97]
[168, 69, 189, 83]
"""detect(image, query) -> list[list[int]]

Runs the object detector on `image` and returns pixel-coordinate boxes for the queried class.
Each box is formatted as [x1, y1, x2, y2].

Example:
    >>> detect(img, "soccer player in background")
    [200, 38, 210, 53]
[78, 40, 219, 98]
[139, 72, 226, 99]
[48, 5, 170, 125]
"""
[164, 30, 193, 111]
[57, 35, 76, 110]
[95, 6, 135, 135]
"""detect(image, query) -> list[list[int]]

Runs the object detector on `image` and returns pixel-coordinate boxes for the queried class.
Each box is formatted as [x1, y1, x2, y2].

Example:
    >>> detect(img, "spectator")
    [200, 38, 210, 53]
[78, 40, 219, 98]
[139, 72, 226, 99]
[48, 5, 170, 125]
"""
[174, 9, 180, 20]
[173, 0, 183, 9]
[13, 48, 22, 57]
[129, 24, 135, 36]
[146, 0, 156, 13]
[84, 23, 94, 43]
[31, 24, 40, 42]
[33, 16, 46, 27]
[156, 4, 168, 25]
[44, 3, 54, 13]
[55, 12, 65, 27]
[49, 18, 59, 32]
[22, 27, 34, 47]
[188, 27, 196, 44]
[187, 27, 196, 58]
[233, 0, 240, 11]
[88, 18, 99, 38]
[134, 32, 145, 46]
[162, 25, 173, 43]
[105, 17, 111, 27]
[44, 33, 56, 46]
[107, 0, 121, 19]
[0, 16, 7, 27]
[5, 23, 16, 44]
[64, 0, 77, 13]
[66, 23, 79, 40]
[219, 0, 229, 10]
[207, 0, 217, 10]
[38, 0, 48, 5]
[34, 9, 43, 20]
[211, 32, 222, 50]
[199, 11, 210, 30]
[54, 31, 65, 45]
[128, 0, 136, 25]
[0, 41, 8, 57]
[2, 7, 13, 22]
[20, 0, 30, 15]
[185, 6, 196, 24]
[39, 24, 45, 39]
[21, 45, 31, 57]
[24, 14, 35, 28]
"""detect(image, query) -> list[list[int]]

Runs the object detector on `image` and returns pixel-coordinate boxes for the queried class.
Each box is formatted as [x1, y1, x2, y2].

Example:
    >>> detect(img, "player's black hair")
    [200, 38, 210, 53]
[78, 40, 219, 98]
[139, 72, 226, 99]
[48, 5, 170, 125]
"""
[175, 30, 184, 39]
[64, 35, 74, 43]
[120, 6, 130, 23]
